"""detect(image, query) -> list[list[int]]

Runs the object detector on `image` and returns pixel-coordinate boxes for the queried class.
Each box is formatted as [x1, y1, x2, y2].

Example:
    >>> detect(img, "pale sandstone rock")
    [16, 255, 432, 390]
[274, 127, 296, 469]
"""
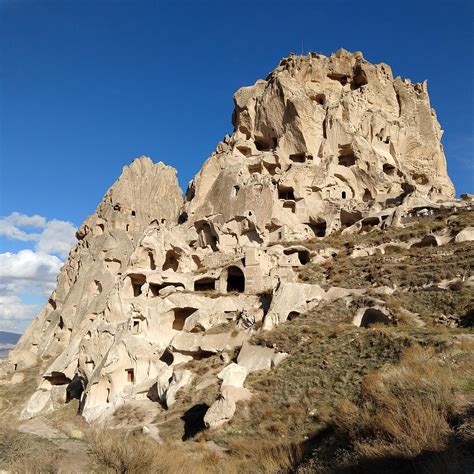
[217, 363, 247, 388]
[455, 227, 474, 243]
[204, 386, 252, 429]
[9, 372, 24, 384]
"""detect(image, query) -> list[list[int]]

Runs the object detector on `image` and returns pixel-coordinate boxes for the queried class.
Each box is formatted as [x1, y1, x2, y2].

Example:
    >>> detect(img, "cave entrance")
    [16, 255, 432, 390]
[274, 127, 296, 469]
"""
[173, 308, 198, 331]
[309, 219, 327, 237]
[194, 278, 216, 291]
[359, 309, 390, 328]
[226, 266, 245, 293]
[163, 250, 180, 272]
[127, 274, 146, 297]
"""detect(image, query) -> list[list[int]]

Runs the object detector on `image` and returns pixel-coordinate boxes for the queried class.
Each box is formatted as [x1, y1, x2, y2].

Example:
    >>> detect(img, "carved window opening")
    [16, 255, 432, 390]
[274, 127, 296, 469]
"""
[226, 266, 245, 293]
[231, 185, 240, 197]
[126, 368, 135, 384]
[278, 185, 295, 201]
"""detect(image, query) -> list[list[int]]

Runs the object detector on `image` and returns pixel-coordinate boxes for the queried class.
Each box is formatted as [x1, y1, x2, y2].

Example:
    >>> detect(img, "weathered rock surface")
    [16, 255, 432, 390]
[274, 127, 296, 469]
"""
[7, 50, 467, 427]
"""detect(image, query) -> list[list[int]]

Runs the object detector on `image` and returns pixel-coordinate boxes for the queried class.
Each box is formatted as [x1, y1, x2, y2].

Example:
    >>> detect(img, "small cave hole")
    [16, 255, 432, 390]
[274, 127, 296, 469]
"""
[231, 185, 240, 197]
[327, 73, 348, 86]
[309, 219, 327, 237]
[359, 309, 390, 328]
[160, 350, 174, 366]
[178, 212, 188, 224]
[310, 93, 326, 105]
[289, 153, 306, 163]
[255, 138, 272, 151]
[127, 274, 146, 297]
[287, 311, 301, 321]
[383, 164, 396, 176]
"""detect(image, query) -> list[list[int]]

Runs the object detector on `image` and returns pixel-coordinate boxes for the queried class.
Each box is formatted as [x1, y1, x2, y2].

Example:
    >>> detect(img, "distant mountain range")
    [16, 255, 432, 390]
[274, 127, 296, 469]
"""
[0, 331, 21, 345]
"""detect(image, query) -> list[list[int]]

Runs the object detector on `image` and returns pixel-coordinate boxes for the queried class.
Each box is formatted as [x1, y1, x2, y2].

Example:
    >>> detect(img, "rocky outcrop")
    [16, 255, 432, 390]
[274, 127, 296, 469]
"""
[7, 50, 464, 426]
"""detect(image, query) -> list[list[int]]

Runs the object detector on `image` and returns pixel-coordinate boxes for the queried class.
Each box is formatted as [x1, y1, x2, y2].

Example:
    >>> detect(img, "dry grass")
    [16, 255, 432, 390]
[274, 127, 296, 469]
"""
[333, 345, 466, 457]
[87, 428, 304, 474]
[113, 404, 147, 424]
[299, 343, 473, 473]
[0, 424, 62, 473]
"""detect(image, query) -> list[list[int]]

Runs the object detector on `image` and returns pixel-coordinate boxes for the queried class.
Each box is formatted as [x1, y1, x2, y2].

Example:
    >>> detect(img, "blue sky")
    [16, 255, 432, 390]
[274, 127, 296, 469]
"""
[0, 0, 473, 332]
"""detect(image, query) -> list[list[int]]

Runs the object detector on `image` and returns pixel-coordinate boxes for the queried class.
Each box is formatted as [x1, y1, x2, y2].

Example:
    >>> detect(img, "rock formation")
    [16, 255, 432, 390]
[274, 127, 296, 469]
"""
[6, 49, 466, 425]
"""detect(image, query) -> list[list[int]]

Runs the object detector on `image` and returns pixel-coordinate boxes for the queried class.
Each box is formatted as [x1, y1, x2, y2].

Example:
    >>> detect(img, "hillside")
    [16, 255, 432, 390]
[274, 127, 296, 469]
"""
[0, 50, 472, 473]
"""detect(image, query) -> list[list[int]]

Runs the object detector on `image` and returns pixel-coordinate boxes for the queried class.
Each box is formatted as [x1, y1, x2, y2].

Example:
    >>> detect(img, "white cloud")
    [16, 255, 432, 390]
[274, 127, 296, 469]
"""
[36, 220, 76, 258]
[0, 295, 40, 322]
[0, 212, 76, 257]
[0, 212, 77, 333]
[0, 249, 63, 295]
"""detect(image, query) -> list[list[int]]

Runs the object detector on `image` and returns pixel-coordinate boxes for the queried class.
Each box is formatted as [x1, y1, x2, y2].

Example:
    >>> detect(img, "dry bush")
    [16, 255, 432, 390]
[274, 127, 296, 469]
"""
[0, 425, 61, 473]
[0, 425, 28, 465]
[332, 345, 468, 460]
[88, 428, 304, 474]
[88, 429, 159, 473]
[227, 438, 303, 473]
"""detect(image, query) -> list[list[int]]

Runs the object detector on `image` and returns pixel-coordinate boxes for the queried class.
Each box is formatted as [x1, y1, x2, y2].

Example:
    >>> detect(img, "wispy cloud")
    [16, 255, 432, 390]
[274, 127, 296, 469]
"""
[0, 212, 76, 257]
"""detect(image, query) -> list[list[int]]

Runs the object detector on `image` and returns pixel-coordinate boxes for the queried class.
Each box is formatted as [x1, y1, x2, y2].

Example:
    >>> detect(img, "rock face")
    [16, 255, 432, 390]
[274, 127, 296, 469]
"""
[7, 50, 461, 423]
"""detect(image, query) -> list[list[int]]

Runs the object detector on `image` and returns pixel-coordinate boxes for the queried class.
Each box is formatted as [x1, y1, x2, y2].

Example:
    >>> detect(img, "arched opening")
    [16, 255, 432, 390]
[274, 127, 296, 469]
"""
[287, 311, 301, 321]
[359, 309, 390, 328]
[226, 266, 245, 293]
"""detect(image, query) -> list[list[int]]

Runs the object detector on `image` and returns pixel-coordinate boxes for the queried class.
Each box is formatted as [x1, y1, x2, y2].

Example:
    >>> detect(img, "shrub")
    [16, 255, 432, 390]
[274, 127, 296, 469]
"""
[332, 345, 468, 460]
